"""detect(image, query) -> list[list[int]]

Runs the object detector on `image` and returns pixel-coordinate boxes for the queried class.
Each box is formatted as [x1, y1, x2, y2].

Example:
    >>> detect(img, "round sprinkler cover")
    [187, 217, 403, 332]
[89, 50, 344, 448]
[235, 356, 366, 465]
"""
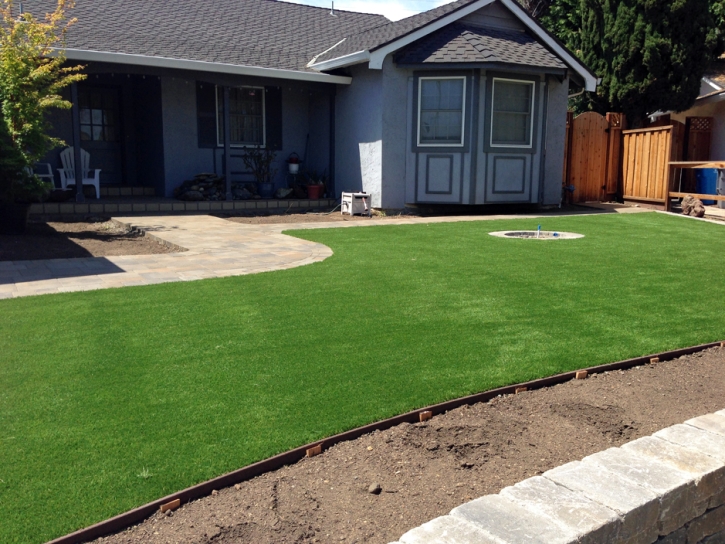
[488, 230, 584, 240]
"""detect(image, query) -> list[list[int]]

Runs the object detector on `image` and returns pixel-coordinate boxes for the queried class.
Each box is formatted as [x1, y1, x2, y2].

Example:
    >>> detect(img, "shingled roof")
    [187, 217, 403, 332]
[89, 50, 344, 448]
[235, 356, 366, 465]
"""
[23, 0, 387, 72]
[312, 0, 480, 64]
[394, 23, 565, 69]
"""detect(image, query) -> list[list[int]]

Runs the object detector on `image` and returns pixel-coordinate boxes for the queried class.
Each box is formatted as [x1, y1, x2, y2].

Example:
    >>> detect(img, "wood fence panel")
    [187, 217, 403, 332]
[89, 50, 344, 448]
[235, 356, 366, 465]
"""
[568, 112, 609, 202]
[622, 126, 673, 206]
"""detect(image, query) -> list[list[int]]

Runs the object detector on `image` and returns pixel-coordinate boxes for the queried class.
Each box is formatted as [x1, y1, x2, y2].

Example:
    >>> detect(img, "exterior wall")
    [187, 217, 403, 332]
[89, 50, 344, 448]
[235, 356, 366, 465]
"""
[381, 57, 411, 208]
[160, 75, 331, 198]
[541, 75, 569, 206]
[161, 77, 214, 197]
[307, 92, 331, 180]
[460, 1, 526, 31]
[672, 99, 725, 161]
[334, 64, 384, 205]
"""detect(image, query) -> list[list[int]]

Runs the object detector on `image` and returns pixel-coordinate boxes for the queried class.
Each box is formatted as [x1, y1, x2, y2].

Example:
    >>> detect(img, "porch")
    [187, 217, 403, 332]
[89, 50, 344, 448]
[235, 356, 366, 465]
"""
[42, 61, 336, 201]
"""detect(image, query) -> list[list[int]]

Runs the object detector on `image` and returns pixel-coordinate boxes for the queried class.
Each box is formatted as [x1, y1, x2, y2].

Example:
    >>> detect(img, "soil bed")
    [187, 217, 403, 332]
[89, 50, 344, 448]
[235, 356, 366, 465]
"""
[222, 209, 418, 225]
[0, 220, 179, 261]
[95, 347, 725, 544]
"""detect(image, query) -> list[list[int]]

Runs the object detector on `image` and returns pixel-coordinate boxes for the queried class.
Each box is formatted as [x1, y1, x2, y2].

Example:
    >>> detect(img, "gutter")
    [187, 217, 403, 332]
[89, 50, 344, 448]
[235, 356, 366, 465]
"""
[309, 49, 370, 72]
[56, 48, 353, 85]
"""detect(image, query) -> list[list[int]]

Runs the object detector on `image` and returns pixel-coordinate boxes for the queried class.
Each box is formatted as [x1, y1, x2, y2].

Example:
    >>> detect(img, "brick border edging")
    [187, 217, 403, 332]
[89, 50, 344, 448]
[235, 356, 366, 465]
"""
[46, 340, 724, 544]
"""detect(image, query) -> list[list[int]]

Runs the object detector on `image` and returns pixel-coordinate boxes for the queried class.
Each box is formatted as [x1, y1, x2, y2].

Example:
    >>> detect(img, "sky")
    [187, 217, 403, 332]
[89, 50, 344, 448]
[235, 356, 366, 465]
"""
[283, 0, 456, 21]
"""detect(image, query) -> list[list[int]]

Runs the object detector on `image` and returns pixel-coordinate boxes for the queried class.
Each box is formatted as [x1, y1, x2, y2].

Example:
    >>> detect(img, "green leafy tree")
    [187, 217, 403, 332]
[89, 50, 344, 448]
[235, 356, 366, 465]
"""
[0, 0, 84, 202]
[540, 0, 723, 126]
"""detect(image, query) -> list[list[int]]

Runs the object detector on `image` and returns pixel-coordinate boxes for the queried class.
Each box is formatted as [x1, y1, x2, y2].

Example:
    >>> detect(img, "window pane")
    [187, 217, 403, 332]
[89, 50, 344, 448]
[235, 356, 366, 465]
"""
[80, 109, 91, 124]
[80, 125, 92, 141]
[493, 81, 532, 113]
[419, 78, 464, 145]
[92, 126, 103, 141]
[492, 113, 529, 144]
[492, 80, 533, 146]
[217, 86, 264, 146]
[92, 109, 103, 124]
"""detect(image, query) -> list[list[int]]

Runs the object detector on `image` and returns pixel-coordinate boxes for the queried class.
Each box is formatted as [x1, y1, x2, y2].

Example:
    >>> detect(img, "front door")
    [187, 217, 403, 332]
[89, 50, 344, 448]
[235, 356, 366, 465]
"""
[78, 86, 123, 184]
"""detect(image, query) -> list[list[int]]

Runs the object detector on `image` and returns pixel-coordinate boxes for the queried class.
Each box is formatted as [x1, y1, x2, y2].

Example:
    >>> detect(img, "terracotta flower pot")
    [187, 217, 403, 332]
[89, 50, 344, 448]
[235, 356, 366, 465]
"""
[306, 184, 323, 199]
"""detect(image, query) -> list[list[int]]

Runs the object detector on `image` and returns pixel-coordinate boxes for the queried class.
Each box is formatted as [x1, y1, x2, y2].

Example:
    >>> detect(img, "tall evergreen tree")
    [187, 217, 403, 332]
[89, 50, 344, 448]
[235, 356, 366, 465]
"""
[540, 0, 723, 126]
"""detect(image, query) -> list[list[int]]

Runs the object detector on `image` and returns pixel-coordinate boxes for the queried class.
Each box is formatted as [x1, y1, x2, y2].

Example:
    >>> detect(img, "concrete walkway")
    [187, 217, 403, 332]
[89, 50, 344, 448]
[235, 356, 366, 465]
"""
[0, 209, 646, 299]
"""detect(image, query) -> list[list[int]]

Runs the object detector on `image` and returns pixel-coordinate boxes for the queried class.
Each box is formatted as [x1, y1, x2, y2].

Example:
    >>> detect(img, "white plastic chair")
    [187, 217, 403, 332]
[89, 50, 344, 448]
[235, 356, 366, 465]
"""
[58, 147, 101, 198]
[22, 163, 54, 187]
[33, 163, 55, 188]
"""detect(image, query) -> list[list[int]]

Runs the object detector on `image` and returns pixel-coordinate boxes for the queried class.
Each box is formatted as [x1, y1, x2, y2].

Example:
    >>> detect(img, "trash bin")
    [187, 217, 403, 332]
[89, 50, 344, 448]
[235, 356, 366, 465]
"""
[696, 168, 717, 205]
[718, 170, 725, 210]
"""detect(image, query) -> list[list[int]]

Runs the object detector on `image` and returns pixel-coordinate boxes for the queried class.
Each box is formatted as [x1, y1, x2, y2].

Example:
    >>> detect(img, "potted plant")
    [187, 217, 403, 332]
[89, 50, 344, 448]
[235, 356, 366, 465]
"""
[287, 152, 300, 175]
[303, 169, 327, 200]
[0, 0, 85, 233]
[241, 146, 277, 199]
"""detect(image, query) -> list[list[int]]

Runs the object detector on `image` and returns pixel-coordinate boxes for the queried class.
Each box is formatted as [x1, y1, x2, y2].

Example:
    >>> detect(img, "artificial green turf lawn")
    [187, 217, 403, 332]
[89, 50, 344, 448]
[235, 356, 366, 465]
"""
[2, 212, 725, 542]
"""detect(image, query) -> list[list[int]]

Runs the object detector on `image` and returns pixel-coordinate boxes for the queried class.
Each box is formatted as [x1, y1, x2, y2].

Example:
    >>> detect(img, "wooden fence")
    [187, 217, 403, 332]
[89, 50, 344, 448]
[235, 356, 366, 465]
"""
[564, 112, 625, 203]
[621, 125, 676, 207]
[563, 112, 712, 209]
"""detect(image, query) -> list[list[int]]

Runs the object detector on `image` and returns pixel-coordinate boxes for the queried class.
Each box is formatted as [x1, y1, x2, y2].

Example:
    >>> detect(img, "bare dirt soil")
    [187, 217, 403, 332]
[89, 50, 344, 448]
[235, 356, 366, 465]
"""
[223, 209, 418, 225]
[0, 220, 178, 261]
[96, 347, 725, 544]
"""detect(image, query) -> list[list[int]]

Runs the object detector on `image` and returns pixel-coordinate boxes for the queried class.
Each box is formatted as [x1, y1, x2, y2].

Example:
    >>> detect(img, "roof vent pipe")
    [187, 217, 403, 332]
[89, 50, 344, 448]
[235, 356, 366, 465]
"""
[330, 1, 336, 16]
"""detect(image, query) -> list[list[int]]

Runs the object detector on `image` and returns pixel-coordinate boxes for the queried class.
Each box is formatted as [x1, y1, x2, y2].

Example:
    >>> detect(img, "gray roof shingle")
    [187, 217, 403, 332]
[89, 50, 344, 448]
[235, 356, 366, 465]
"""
[394, 23, 565, 69]
[23, 0, 388, 72]
[312, 0, 480, 63]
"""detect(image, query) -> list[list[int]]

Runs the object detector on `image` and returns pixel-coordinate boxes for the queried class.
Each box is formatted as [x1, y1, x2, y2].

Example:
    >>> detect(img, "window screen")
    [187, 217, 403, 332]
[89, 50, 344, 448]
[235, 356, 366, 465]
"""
[418, 78, 465, 145]
[217, 86, 265, 146]
[491, 79, 534, 147]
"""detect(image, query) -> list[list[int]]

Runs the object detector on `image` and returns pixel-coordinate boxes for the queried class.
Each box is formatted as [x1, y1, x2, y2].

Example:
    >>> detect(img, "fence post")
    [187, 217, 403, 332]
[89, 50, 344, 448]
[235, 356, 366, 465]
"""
[563, 111, 574, 192]
[605, 113, 625, 200]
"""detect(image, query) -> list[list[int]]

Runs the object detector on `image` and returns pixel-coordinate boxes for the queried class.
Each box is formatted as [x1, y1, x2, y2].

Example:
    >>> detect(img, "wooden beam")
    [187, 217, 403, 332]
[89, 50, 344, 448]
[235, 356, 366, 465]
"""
[70, 83, 85, 203]
[669, 161, 725, 169]
[223, 86, 232, 202]
[669, 192, 725, 201]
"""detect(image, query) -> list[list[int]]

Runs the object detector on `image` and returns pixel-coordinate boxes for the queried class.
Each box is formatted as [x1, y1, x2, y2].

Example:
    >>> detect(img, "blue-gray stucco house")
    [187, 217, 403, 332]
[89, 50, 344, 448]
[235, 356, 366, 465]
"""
[32, 0, 596, 209]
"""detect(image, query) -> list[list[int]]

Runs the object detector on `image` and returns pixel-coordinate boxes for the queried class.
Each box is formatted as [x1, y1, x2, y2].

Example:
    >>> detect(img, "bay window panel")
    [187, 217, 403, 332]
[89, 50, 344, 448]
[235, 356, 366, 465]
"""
[418, 77, 465, 145]
[491, 79, 534, 147]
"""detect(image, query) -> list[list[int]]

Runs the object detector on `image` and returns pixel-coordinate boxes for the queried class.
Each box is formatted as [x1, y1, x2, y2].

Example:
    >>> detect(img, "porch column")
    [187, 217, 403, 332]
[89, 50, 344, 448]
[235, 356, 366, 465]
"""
[329, 89, 336, 198]
[70, 83, 85, 203]
[223, 86, 233, 201]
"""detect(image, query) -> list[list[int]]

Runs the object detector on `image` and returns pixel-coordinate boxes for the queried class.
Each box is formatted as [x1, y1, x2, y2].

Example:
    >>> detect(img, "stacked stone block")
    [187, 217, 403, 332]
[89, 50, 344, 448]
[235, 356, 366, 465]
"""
[391, 409, 725, 544]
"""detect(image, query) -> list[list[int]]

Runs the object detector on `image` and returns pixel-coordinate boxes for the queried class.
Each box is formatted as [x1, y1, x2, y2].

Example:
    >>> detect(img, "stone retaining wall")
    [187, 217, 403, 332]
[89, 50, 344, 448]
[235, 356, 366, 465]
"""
[392, 410, 725, 544]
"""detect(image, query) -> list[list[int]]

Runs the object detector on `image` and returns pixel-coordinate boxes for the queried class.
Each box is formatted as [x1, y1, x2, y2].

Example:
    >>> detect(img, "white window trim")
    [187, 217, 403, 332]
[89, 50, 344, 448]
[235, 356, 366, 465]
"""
[490, 77, 535, 149]
[215, 85, 267, 148]
[417, 76, 466, 148]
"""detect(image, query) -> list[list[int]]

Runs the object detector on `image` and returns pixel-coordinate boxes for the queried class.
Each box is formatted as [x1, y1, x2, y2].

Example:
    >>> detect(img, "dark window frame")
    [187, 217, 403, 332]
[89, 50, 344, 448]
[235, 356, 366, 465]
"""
[215, 85, 266, 148]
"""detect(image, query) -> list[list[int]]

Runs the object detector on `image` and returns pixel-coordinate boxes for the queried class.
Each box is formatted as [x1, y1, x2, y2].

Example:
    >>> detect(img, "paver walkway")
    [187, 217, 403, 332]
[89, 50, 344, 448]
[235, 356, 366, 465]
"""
[0, 210, 647, 299]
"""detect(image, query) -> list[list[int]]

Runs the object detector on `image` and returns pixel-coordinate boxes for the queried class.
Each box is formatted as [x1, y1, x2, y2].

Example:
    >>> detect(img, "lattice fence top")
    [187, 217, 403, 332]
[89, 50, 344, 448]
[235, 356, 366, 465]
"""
[689, 117, 713, 132]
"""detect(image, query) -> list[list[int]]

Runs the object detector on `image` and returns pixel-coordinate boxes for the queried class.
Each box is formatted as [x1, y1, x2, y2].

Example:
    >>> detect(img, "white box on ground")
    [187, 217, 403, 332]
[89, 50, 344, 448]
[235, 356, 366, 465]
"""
[341, 192, 371, 216]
